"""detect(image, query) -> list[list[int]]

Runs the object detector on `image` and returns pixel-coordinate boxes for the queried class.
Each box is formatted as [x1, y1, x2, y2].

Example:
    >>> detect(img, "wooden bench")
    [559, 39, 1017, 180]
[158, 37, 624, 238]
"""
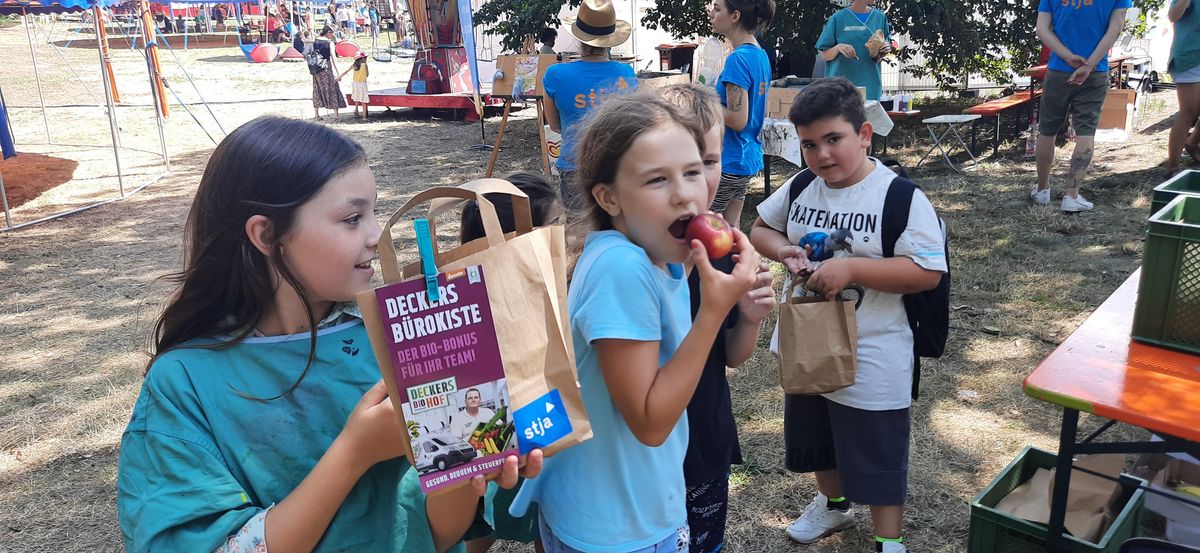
[963, 90, 1042, 156]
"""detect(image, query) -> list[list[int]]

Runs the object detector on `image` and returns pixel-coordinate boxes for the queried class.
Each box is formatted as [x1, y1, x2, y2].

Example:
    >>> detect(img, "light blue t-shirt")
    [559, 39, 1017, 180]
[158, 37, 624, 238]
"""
[543, 60, 638, 172]
[117, 321, 448, 553]
[1170, 0, 1200, 74]
[816, 8, 891, 101]
[1038, 0, 1133, 73]
[511, 230, 692, 552]
[717, 44, 771, 176]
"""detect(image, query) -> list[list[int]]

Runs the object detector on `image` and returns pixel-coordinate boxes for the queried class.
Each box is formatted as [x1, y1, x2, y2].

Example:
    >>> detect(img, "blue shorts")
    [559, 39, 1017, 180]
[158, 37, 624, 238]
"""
[538, 513, 690, 553]
[783, 394, 911, 506]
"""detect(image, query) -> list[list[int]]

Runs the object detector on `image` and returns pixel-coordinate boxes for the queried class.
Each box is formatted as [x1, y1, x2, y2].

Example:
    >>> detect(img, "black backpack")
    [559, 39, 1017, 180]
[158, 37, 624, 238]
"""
[306, 48, 328, 76]
[785, 161, 951, 398]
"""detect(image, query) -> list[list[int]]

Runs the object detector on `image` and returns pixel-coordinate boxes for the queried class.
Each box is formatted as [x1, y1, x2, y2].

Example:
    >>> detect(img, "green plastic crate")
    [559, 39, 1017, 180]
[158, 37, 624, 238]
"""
[1133, 195, 1200, 354]
[968, 446, 1145, 553]
[1152, 170, 1200, 214]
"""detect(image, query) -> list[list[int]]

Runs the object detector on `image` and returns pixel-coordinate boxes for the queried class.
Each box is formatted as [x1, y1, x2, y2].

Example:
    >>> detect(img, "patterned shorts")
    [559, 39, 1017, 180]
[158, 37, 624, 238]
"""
[710, 173, 754, 213]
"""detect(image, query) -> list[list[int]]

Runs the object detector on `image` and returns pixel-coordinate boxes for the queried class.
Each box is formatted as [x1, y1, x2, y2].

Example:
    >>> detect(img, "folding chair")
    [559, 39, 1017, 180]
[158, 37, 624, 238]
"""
[916, 114, 981, 172]
[1119, 538, 1200, 553]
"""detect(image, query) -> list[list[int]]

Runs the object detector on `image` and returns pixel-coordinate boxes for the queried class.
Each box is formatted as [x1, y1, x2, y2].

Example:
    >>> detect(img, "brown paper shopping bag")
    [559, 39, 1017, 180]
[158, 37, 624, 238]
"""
[777, 280, 859, 394]
[357, 179, 592, 473]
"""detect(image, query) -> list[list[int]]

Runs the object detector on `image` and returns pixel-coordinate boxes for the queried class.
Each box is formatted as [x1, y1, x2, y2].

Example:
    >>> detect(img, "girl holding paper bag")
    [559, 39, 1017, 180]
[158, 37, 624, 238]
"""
[510, 92, 760, 552]
[116, 116, 541, 553]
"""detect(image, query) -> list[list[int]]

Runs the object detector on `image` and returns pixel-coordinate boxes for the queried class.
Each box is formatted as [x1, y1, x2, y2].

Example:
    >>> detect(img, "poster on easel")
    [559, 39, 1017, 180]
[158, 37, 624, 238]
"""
[492, 54, 557, 98]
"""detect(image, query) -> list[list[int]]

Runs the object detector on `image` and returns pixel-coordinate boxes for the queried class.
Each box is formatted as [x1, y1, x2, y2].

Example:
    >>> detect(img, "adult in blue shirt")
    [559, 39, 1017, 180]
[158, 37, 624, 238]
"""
[709, 0, 775, 228]
[1168, 0, 1200, 172]
[543, 0, 637, 210]
[1032, 0, 1130, 212]
[816, 0, 894, 102]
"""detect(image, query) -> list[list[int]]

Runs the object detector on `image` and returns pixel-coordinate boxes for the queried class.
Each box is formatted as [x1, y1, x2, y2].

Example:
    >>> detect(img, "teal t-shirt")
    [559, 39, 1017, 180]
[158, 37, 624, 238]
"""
[816, 7, 891, 101]
[117, 321, 450, 553]
[510, 230, 692, 552]
[1170, 0, 1200, 74]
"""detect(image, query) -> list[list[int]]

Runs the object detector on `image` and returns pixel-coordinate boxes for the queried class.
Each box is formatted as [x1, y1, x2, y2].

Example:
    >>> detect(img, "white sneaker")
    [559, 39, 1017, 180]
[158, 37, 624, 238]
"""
[786, 493, 856, 544]
[1030, 188, 1050, 205]
[1061, 193, 1094, 212]
[878, 541, 908, 553]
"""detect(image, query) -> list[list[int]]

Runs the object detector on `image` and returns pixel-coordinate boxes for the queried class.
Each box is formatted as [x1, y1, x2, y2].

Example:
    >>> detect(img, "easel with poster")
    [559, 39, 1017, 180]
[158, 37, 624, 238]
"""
[487, 54, 558, 178]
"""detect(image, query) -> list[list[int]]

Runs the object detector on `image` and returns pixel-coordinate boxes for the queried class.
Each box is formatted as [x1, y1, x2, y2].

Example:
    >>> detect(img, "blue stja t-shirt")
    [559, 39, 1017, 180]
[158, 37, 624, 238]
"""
[717, 44, 771, 176]
[511, 230, 692, 552]
[117, 321, 449, 553]
[816, 7, 891, 101]
[543, 60, 637, 172]
[1038, 0, 1133, 73]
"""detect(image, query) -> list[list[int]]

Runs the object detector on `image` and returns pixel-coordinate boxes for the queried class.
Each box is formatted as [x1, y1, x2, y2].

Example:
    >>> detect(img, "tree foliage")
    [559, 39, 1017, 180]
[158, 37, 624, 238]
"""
[474, 0, 581, 53]
[641, 0, 1167, 89]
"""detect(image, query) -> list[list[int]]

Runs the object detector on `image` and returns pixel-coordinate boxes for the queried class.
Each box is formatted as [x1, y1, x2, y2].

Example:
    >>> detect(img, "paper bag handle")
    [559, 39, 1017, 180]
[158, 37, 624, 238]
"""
[379, 187, 504, 284]
[785, 278, 865, 309]
[427, 178, 533, 235]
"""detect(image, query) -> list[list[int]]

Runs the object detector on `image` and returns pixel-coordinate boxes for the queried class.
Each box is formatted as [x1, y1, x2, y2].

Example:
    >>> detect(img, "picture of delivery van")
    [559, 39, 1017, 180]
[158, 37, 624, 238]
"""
[414, 432, 478, 473]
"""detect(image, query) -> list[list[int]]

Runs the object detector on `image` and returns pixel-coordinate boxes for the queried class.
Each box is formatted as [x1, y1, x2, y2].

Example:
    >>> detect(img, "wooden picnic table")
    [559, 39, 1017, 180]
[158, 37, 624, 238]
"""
[1023, 269, 1200, 551]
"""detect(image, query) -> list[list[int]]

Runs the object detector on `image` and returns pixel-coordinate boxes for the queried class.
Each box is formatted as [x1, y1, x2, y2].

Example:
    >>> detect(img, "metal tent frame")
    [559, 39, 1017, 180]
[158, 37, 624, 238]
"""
[0, 0, 160, 231]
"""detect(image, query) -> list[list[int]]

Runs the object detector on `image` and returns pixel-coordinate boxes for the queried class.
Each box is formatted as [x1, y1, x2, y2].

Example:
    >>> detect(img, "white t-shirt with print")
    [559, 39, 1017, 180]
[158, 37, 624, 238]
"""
[757, 159, 948, 411]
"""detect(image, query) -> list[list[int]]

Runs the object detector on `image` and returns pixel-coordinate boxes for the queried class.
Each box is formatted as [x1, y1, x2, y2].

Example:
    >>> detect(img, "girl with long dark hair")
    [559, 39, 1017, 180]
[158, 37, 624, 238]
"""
[116, 116, 541, 552]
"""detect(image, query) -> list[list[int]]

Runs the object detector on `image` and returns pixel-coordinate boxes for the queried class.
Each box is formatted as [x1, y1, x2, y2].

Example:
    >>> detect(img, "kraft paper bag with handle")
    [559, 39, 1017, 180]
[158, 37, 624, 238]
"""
[357, 179, 592, 478]
[995, 454, 1125, 544]
[777, 280, 859, 395]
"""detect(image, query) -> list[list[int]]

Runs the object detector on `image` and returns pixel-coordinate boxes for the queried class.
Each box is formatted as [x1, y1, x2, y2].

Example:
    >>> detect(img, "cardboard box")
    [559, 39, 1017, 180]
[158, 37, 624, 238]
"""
[1098, 89, 1137, 132]
[767, 87, 802, 119]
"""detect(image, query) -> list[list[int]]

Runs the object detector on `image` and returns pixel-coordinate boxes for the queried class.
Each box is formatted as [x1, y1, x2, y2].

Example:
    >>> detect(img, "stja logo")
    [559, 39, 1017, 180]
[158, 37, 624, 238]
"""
[1060, 0, 1094, 8]
[512, 389, 572, 454]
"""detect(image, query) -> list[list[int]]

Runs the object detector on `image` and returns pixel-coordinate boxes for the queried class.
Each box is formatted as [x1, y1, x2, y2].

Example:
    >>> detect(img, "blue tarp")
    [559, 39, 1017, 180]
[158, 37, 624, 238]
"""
[0, 0, 122, 15]
[0, 87, 15, 160]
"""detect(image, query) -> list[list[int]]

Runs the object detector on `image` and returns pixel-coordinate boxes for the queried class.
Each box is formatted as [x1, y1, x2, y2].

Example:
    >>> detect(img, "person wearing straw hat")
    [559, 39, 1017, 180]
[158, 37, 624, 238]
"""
[542, 0, 637, 210]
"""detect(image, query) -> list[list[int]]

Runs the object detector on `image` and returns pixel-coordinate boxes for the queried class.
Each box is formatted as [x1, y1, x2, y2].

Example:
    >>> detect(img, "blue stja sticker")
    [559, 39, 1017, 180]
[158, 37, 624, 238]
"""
[513, 389, 572, 455]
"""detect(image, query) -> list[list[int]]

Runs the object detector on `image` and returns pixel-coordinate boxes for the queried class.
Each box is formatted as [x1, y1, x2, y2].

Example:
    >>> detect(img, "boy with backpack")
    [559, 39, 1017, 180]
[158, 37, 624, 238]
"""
[749, 77, 949, 553]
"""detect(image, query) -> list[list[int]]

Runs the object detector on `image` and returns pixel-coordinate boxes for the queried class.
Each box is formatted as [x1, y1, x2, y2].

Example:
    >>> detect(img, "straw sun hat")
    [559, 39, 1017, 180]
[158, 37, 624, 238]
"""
[562, 0, 631, 49]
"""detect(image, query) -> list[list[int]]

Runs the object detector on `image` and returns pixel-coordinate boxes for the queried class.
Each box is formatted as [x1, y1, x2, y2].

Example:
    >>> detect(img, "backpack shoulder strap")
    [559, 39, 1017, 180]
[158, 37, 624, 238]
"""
[882, 176, 918, 258]
[787, 168, 819, 207]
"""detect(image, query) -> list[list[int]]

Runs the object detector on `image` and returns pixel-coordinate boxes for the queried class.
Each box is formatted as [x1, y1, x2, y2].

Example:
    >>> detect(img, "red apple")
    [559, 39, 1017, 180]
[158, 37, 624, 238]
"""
[685, 213, 734, 259]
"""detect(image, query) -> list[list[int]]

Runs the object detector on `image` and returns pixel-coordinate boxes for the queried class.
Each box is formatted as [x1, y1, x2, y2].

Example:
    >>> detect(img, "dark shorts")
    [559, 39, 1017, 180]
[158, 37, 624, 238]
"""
[784, 394, 911, 505]
[1038, 70, 1109, 137]
[686, 474, 730, 553]
[489, 483, 540, 542]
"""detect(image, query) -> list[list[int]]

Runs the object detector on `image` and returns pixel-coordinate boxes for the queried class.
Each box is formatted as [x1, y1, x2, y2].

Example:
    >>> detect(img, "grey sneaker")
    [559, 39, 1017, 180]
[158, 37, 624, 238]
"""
[786, 493, 856, 544]
[1061, 194, 1094, 212]
[1030, 188, 1050, 205]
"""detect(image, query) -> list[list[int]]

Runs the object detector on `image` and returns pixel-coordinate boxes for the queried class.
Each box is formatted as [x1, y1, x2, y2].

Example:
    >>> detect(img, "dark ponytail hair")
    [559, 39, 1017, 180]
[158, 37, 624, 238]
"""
[459, 172, 561, 244]
[723, 0, 775, 35]
[148, 116, 366, 396]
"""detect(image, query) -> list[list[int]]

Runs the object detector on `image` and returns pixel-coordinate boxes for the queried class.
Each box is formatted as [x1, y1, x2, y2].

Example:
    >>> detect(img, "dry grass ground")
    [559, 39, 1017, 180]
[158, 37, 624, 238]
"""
[0, 19, 1192, 553]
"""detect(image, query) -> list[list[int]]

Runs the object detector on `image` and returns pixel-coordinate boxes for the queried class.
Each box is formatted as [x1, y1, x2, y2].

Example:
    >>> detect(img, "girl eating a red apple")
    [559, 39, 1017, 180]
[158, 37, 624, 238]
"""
[509, 91, 760, 552]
